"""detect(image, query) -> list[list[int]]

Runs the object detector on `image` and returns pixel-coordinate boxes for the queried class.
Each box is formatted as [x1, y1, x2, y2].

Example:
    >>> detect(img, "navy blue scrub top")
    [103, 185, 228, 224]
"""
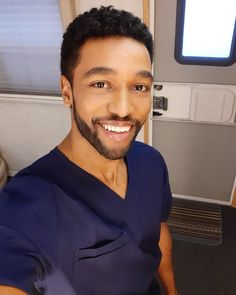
[0, 141, 172, 295]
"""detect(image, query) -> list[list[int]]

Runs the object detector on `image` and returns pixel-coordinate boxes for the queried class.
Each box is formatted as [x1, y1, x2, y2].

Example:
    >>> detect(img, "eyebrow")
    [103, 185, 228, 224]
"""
[83, 66, 154, 82]
[136, 70, 154, 82]
[83, 67, 116, 78]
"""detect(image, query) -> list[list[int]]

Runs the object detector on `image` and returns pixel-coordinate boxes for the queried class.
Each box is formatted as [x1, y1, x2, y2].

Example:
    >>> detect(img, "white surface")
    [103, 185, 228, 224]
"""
[153, 83, 192, 119]
[190, 87, 235, 123]
[75, 0, 143, 19]
[0, 94, 70, 175]
[152, 82, 236, 124]
[183, 0, 236, 58]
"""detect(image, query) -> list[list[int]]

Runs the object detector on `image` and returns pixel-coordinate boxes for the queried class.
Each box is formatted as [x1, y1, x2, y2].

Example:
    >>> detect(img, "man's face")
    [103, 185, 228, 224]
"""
[70, 37, 153, 160]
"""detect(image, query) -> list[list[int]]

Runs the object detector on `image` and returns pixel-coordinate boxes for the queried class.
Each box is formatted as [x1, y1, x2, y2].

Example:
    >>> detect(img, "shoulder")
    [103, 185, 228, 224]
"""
[0, 164, 56, 225]
[27, 148, 59, 177]
[0, 165, 58, 246]
[130, 141, 165, 164]
[0, 148, 59, 218]
[128, 141, 169, 181]
[3, 167, 54, 202]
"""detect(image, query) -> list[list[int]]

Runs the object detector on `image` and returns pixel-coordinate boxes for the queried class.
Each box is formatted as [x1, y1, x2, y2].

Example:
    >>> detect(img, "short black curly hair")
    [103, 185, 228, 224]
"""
[60, 6, 153, 85]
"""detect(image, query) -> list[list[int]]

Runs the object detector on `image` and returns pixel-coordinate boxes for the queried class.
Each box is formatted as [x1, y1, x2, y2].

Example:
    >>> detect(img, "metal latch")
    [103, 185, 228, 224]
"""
[153, 96, 168, 111]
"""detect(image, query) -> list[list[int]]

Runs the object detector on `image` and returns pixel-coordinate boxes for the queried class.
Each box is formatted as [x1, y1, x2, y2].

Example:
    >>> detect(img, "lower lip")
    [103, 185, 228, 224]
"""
[99, 125, 132, 142]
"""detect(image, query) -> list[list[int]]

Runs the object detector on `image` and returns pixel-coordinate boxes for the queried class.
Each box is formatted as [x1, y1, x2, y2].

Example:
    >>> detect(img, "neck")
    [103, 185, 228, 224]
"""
[58, 130, 126, 187]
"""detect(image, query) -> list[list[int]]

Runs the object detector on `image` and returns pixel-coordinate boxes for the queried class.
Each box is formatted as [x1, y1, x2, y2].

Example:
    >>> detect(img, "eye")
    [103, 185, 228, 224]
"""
[133, 84, 149, 92]
[92, 81, 109, 89]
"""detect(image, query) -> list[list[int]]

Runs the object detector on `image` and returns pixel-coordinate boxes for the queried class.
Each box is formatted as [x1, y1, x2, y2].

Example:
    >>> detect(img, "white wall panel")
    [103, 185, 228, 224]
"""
[0, 95, 70, 175]
[190, 87, 235, 123]
[152, 83, 236, 125]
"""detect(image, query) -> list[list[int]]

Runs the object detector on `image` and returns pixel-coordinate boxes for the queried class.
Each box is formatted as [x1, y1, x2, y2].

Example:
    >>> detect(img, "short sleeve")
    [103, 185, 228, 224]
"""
[0, 173, 54, 295]
[0, 225, 44, 294]
[160, 158, 173, 222]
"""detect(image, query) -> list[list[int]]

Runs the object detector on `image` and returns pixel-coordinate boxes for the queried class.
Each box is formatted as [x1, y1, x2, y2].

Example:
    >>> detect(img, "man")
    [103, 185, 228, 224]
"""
[0, 6, 178, 295]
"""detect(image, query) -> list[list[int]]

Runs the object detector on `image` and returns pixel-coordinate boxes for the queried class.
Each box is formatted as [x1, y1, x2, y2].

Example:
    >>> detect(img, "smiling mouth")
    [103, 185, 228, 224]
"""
[101, 124, 132, 133]
[97, 122, 135, 142]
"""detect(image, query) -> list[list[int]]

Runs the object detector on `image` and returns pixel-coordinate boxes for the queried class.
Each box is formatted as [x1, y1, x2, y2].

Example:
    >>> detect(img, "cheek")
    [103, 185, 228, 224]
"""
[74, 98, 108, 123]
[134, 97, 151, 118]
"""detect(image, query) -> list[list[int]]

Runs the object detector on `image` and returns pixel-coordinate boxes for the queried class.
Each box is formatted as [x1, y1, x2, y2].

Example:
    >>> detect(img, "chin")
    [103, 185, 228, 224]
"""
[98, 140, 134, 160]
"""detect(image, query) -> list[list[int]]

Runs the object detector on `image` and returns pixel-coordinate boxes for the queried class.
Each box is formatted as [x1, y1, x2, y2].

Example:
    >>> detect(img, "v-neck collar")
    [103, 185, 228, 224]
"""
[49, 147, 135, 225]
[54, 147, 131, 202]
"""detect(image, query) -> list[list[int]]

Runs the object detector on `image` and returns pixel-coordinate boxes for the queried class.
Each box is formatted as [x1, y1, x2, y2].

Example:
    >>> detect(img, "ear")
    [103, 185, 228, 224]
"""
[61, 75, 73, 108]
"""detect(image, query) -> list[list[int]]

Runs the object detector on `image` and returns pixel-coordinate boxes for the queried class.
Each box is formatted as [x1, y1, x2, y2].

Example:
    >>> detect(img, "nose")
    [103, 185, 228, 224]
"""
[107, 87, 134, 118]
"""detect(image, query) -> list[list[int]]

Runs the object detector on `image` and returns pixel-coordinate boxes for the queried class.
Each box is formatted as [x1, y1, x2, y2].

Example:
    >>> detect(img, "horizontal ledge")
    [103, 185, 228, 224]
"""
[0, 93, 63, 105]
[151, 117, 236, 127]
[173, 194, 230, 205]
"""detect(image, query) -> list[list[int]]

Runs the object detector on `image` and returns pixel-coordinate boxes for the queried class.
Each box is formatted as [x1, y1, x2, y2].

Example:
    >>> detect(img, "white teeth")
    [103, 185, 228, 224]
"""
[103, 124, 131, 133]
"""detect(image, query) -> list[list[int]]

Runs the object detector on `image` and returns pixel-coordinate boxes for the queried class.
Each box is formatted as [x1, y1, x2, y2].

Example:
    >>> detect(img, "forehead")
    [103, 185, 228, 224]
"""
[74, 37, 152, 77]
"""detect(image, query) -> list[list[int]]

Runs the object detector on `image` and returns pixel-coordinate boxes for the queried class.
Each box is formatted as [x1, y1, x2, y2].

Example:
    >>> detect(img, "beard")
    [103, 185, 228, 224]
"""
[72, 99, 142, 160]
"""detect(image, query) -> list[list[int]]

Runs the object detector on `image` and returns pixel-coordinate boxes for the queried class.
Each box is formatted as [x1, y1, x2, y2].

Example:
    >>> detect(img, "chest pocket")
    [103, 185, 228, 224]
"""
[74, 231, 128, 294]
[75, 232, 127, 261]
[73, 231, 157, 295]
